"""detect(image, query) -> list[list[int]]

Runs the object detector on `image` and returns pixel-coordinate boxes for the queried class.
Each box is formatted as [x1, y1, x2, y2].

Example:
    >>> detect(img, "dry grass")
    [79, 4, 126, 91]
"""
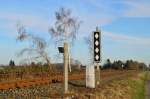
[70, 79, 131, 99]
[70, 71, 148, 99]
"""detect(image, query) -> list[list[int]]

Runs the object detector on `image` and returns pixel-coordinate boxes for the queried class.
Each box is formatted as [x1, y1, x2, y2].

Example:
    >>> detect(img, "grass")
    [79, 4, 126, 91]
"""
[129, 71, 148, 99]
[80, 71, 149, 99]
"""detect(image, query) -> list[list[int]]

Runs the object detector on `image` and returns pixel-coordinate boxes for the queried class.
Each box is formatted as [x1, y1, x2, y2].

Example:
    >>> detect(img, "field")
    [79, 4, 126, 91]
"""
[0, 69, 147, 99]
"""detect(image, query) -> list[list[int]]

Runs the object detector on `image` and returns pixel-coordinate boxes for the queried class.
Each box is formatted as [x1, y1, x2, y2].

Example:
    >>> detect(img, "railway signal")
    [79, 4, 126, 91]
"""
[93, 27, 101, 87]
[94, 29, 101, 62]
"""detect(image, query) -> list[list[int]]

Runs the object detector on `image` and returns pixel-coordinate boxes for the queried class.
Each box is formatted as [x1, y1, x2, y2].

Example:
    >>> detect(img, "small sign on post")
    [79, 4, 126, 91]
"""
[58, 47, 64, 53]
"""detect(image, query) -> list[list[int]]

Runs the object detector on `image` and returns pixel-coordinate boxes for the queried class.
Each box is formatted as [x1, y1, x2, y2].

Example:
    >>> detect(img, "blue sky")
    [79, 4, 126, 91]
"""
[0, 0, 150, 65]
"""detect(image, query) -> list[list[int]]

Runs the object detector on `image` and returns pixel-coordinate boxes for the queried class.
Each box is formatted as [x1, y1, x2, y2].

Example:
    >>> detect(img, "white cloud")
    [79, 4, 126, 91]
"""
[0, 1, 117, 38]
[86, 0, 150, 17]
[80, 16, 112, 31]
[103, 31, 150, 45]
[123, 1, 150, 17]
[0, 12, 50, 34]
[76, 15, 115, 40]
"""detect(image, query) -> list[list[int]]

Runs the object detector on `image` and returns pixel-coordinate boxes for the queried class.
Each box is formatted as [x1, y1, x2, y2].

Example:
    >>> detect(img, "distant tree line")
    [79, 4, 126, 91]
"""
[0, 59, 148, 77]
[0, 57, 82, 75]
[102, 59, 148, 70]
[9, 60, 15, 67]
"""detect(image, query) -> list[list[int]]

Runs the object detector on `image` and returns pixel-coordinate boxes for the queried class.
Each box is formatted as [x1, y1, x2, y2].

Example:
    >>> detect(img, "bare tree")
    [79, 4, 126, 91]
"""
[49, 7, 81, 45]
[84, 34, 94, 64]
[49, 7, 81, 72]
[84, 35, 93, 53]
[16, 23, 52, 70]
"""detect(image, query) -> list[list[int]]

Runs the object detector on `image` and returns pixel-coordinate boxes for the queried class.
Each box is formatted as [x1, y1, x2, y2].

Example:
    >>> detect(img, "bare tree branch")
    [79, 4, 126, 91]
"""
[16, 22, 51, 69]
[16, 23, 29, 41]
[49, 7, 81, 45]
[84, 34, 94, 64]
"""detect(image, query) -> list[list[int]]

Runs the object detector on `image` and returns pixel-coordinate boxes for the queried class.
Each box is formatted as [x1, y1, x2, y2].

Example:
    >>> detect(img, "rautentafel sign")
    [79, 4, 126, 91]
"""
[94, 31, 101, 63]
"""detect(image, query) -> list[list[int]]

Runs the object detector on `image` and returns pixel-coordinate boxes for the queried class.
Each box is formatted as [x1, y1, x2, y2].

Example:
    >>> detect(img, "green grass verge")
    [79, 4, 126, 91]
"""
[129, 71, 148, 99]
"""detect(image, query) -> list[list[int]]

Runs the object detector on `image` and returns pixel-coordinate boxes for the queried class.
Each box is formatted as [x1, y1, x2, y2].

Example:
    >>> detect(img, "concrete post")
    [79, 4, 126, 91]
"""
[64, 42, 68, 93]
[95, 63, 100, 86]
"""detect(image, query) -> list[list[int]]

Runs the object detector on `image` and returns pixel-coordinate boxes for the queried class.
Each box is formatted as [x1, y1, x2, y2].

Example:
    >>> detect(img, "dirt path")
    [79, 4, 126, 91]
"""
[145, 71, 150, 99]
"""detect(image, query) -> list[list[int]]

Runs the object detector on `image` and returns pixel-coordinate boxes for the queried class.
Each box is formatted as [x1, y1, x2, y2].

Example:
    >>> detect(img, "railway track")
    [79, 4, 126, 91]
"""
[0, 74, 85, 90]
[0, 70, 136, 90]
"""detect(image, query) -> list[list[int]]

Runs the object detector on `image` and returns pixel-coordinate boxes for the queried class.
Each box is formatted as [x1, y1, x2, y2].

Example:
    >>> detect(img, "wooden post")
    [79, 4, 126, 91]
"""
[64, 42, 68, 93]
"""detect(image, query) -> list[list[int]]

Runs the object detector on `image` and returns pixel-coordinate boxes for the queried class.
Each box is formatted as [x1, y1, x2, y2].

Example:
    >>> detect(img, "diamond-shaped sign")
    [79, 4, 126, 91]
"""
[95, 33, 99, 39]
[95, 48, 99, 53]
[95, 55, 99, 60]
[94, 31, 101, 62]
[95, 41, 99, 46]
